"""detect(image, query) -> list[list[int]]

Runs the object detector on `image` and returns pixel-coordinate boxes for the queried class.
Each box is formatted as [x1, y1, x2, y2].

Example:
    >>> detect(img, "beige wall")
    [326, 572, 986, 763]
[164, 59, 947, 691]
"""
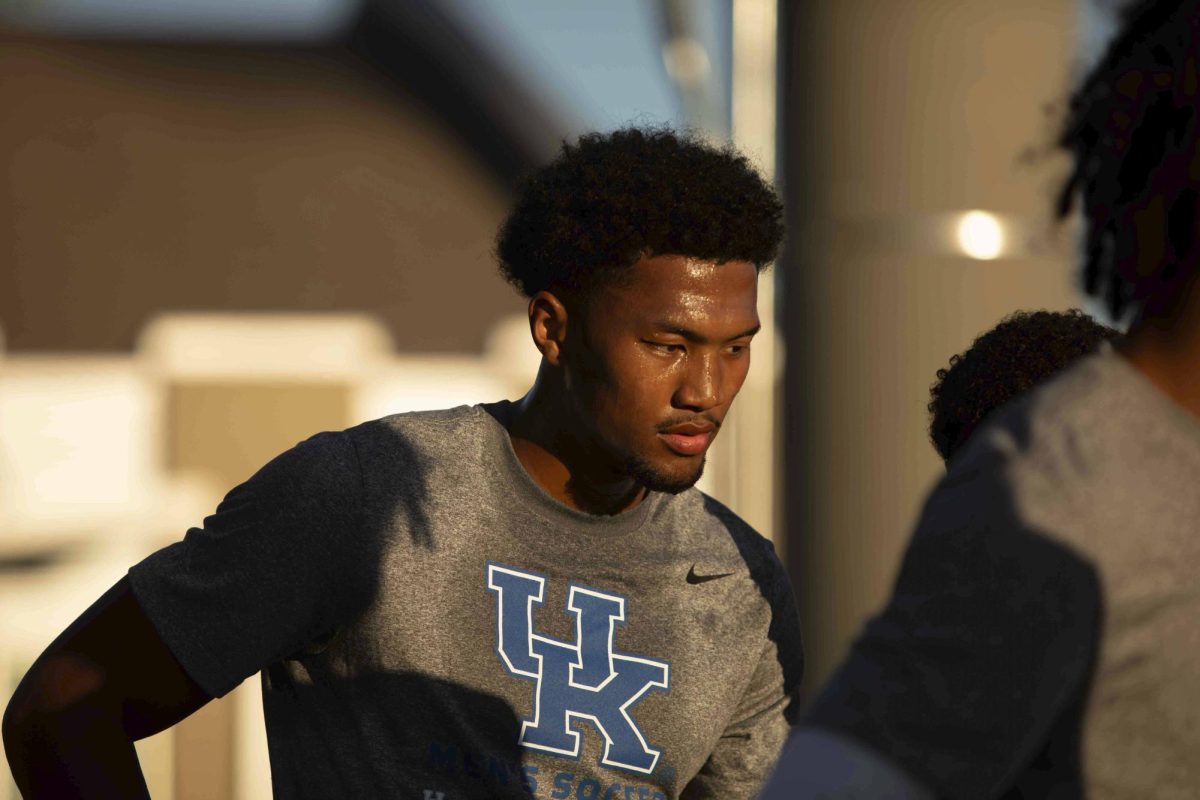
[785, 0, 1083, 692]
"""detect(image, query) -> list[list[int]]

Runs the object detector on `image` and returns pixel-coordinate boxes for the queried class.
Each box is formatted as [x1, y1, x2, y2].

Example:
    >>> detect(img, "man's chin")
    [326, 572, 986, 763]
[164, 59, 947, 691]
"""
[626, 454, 706, 495]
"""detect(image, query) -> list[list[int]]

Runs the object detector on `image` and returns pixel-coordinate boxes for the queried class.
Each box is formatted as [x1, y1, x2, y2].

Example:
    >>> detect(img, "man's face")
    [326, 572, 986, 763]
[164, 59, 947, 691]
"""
[564, 254, 760, 494]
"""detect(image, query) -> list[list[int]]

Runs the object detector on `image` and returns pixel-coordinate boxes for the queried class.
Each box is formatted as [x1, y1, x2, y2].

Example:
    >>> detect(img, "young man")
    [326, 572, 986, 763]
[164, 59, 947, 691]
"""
[763, 1, 1200, 797]
[3, 128, 803, 799]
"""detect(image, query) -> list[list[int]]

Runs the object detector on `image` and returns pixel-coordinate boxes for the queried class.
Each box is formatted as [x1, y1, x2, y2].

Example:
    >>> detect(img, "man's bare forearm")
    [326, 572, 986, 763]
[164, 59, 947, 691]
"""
[4, 579, 211, 798]
[4, 697, 150, 799]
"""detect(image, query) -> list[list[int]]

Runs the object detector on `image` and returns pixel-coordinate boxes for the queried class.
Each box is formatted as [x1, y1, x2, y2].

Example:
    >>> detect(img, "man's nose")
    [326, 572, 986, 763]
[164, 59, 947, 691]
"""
[673, 352, 720, 410]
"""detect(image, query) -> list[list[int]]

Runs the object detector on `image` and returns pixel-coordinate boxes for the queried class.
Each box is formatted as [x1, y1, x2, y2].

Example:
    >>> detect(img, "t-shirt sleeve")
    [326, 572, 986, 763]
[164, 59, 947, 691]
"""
[683, 542, 805, 799]
[128, 430, 369, 698]
[759, 727, 936, 799]
[801, 473, 1102, 800]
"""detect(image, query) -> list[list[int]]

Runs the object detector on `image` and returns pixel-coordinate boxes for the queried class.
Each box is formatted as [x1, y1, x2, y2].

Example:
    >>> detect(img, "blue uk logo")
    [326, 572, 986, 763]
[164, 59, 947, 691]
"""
[486, 563, 671, 775]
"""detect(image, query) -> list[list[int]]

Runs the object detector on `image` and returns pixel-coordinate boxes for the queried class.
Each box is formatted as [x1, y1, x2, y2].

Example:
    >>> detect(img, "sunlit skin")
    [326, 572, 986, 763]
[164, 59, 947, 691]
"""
[1119, 266, 1200, 420]
[1106, 167, 1200, 421]
[507, 254, 760, 515]
[1084, 90, 1200, 420]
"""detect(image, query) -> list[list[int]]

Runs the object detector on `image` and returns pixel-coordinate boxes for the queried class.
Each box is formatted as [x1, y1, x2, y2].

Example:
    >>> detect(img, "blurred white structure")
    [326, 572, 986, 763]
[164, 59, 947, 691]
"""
[0, 359, 163, 551]
[707, 0, 783, 545]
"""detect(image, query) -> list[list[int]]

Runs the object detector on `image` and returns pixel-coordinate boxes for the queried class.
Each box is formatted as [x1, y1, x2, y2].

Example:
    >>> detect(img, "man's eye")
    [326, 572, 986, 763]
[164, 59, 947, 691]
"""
[726, 343, 750, 355]
[647, 341, 684, 353]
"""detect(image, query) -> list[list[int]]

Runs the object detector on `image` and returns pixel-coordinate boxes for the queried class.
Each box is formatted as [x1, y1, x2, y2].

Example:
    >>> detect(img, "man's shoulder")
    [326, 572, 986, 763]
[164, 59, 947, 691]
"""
[269, 405, 487, 472]
[959, 346, 1192, 478]
[352, 403, 487, 438]
[940, 352, 1127, 518]
[944, 348, 1199, 544]
[954, 352, 1106, 466]
[660, 489, 783, 575]
[343, 404, 494, 460]
[662, 487, 758, 533]
[906, 359, 1154, 600]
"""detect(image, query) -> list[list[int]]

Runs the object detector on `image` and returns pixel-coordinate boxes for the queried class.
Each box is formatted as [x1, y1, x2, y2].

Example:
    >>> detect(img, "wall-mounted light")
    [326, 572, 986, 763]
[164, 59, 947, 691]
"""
[955, 210, 1006, 260]
[819, 210, 1065, 263]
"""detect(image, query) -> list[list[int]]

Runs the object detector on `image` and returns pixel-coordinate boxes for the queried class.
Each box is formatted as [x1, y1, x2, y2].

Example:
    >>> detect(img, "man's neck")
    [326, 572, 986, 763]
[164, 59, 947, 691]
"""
[505, 382, 647, 516]
[1118, 271, 1200, 420]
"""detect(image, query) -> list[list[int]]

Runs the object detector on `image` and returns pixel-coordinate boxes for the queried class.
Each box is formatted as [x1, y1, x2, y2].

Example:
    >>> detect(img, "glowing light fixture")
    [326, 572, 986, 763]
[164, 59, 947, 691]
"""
[956, 210, 1006, 260]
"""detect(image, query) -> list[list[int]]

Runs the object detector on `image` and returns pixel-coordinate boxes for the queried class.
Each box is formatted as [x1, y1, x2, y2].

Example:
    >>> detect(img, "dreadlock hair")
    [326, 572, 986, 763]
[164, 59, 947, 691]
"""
[1057, 0, 1200, 322]
[928, 309, 1120, 462]
[495, 127, 783, 299]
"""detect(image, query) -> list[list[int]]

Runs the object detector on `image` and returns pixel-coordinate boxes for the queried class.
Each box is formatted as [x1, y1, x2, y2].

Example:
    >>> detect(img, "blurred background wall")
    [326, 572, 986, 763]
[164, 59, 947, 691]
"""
[782, 0, 1122, 695]
[784, 0, 1083, 692]
[1, 0, 1121, 797]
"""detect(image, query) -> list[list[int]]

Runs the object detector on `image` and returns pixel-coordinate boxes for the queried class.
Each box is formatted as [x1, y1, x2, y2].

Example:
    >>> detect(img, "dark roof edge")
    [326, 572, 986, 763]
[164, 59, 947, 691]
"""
[348, 0, 570, 189]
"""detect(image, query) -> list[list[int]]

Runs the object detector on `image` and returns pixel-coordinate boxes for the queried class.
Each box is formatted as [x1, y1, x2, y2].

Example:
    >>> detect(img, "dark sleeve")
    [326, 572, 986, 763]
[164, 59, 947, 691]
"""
[801, 476, 1102, 800]
[684, 541, 805, 799]
[127, 430, 369, 698]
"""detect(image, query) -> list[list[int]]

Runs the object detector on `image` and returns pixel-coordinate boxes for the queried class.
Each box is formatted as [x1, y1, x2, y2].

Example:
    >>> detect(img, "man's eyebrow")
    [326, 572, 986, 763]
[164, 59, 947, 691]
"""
[729, 323, 762, 340]
[652, 321, 762, 342]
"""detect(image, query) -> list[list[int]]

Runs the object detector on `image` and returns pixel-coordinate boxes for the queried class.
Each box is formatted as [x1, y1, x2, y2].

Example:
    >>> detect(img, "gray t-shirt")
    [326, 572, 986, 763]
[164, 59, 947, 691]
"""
[769, 347, 1200, 799]
[129, 402, 803, 799]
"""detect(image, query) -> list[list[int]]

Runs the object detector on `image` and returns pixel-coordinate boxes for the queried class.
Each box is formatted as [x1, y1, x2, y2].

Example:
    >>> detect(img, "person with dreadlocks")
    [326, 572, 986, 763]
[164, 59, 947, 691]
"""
[762, 1, 1200, 797]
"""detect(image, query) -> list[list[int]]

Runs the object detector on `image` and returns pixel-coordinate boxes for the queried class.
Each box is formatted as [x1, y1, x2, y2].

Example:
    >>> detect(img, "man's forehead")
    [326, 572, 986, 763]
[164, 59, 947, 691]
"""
[635, 253, 749, 277]
[598, 258, 753, 320]
[614, 254, 758, 295]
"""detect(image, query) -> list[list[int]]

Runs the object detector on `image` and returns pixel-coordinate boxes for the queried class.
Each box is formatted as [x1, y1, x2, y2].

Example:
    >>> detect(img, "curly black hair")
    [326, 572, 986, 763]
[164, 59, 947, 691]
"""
[928, 309, 1120, 462]
[495, 127, 784, 298]
[1056, 0, 1200, 321]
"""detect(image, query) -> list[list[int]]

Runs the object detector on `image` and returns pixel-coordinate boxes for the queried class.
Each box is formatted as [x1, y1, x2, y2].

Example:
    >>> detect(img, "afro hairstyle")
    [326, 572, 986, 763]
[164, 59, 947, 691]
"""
[928, 309, 1120, 462]
[1057, 0, 1200, 321]
[494, 127, 784, 298]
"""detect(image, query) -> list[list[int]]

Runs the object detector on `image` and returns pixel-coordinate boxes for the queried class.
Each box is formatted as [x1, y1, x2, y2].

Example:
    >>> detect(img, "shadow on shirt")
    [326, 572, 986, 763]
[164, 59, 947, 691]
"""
[261, 669, 536, 799]
[361, 419, 437, 550]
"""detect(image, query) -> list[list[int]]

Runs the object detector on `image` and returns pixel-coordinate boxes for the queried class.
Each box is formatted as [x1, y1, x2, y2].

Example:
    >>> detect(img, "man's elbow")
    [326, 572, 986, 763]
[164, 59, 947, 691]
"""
[3, 652, 116, 761]
[2, 687, 28, 762]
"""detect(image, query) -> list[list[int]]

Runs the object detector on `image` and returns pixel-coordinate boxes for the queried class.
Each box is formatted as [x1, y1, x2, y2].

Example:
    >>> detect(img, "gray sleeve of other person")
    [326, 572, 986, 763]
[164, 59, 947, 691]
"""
[758, 727, 935, 799]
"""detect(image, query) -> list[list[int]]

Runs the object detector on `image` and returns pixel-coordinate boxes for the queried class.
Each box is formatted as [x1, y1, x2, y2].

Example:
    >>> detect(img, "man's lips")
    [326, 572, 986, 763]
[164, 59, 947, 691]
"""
[657, 421, 717, 456]
[658, 431, 712, 455]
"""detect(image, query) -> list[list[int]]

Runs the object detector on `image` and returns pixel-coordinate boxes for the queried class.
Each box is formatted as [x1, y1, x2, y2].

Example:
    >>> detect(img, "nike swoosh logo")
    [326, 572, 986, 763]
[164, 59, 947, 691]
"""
[686, 565, 734, 584]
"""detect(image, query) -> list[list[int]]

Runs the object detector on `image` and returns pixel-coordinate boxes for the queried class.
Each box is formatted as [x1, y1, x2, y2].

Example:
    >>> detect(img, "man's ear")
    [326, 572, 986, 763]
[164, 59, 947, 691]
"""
[529, 290, 570, 366]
